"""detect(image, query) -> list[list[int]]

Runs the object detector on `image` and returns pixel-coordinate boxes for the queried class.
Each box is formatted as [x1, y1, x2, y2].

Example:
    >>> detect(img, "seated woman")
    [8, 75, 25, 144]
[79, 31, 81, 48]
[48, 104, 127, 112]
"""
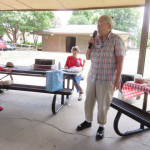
[0, 66, 12, 111]
[64, 46, 85, 101]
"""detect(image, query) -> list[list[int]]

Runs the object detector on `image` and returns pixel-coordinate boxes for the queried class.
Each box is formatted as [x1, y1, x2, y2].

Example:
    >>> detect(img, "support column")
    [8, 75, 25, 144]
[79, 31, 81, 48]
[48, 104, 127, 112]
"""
[137, 0, 150, 75]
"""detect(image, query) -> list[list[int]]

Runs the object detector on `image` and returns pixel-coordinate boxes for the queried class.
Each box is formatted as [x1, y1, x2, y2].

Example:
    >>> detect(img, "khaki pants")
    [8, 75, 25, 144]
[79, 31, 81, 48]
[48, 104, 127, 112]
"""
[84, 78, 114, 124]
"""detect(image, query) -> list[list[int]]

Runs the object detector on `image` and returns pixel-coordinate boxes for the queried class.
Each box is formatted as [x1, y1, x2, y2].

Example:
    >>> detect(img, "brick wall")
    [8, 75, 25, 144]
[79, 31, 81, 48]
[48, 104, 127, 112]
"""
[42, 34, 91, 54]
[42, 34, 128, 54]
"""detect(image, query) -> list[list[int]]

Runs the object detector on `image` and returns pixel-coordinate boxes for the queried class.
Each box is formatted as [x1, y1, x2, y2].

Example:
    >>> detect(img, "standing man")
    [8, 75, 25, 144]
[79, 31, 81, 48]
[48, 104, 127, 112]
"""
[76, 15, 125, 141]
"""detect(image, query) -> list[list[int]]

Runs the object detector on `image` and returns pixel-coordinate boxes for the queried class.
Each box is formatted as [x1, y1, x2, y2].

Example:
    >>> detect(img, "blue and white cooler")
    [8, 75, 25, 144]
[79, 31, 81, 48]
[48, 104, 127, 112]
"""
[46, 70, 63, 92]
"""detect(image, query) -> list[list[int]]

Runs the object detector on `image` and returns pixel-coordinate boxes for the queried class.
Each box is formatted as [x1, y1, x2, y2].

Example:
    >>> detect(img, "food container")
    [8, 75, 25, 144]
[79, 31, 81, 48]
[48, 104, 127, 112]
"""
[144, 78, 150, 83]
[134, 74, 145, 84]
[146, 82, 150, 87]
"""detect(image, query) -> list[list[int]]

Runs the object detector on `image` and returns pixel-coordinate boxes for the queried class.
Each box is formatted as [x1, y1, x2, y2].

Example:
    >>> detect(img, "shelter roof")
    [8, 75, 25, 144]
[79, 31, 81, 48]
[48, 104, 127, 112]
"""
[0, 0, 145, 11]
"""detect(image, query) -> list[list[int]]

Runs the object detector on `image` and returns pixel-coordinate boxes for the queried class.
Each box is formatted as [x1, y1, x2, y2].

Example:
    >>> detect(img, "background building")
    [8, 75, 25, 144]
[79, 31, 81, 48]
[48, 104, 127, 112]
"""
[32, 25, 130, 54]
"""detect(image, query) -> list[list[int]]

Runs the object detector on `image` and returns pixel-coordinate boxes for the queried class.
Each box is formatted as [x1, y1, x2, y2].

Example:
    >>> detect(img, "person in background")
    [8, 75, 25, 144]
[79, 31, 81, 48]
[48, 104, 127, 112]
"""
[76, 15, 125, 140]
[0, 106, 3, 111]
[0, 66, 12, 111]
[64, 46, 86, 101]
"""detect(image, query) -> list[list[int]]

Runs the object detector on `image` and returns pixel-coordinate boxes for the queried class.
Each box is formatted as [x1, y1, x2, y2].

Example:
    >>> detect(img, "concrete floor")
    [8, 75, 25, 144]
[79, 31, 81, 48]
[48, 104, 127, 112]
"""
[0, 78, 150, 150]
[0, 50, 150, 150]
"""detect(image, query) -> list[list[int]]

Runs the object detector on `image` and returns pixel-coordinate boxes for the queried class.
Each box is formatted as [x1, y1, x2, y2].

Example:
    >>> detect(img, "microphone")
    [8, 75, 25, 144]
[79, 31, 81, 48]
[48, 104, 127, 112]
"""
[88, 30, 97, 49]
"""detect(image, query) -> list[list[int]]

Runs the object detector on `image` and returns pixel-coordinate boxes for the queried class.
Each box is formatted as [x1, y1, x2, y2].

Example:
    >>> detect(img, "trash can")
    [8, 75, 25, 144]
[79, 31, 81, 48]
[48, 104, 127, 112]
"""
[118, 74, 136, 104]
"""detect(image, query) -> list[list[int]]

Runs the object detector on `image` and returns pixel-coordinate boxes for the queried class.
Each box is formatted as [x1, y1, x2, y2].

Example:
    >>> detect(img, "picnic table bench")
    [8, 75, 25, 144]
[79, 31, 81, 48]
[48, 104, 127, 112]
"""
[0, 66, 76, 114]
[0, 83, 72, 114]
[111, 97, 150, 136]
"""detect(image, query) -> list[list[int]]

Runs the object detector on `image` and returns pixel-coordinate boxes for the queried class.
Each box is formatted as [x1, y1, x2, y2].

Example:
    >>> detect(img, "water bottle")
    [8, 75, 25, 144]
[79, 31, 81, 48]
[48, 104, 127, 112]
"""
[58, 62, 61, 70]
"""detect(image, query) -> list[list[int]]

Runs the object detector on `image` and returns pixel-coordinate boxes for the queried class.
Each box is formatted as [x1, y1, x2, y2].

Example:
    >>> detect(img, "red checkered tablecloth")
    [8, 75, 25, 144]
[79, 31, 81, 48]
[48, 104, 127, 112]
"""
[122, 81, 150, 99]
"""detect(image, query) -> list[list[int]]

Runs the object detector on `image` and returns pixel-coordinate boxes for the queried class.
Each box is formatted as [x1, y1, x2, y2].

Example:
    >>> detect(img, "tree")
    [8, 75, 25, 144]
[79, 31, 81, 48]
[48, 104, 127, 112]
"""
[68, 10, 93, 24]
[0, 26, 5, 36]
[69, 8, 141, 32]
[20, 11, 54, 45]
[0, 11, 54, 44]
[92, 8, 141, 33]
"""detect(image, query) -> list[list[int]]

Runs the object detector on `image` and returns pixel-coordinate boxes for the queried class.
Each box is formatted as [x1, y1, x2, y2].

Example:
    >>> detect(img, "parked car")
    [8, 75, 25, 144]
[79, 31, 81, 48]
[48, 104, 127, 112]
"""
[0, 39, 16, 50]
[5, 43, 16, 50]
[0, 40, 6, 50]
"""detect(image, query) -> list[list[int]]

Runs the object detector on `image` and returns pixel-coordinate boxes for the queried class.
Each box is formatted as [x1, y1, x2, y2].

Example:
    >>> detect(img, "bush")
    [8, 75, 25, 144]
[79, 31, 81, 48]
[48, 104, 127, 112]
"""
[6, 41, 12, 43]
[37, 42, 42, 47]
[20, 41, 35, 46]
[6, 41, 42, 47]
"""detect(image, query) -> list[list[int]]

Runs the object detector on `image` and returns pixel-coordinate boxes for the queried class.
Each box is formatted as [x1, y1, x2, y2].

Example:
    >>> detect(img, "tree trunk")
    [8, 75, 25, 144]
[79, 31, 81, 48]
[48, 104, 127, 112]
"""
[33, 34, 39, 47]
[3, 28, 13, 42]
[13, 29, 19, 44]
[23, 33, 26, 44]
[3, 27, 19, 44]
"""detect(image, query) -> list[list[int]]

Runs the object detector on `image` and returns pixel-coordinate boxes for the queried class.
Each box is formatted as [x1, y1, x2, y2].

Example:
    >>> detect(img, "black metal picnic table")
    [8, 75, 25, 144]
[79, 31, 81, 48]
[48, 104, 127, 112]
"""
[0, 66, 78, 114]
[111, 81, 150, 136]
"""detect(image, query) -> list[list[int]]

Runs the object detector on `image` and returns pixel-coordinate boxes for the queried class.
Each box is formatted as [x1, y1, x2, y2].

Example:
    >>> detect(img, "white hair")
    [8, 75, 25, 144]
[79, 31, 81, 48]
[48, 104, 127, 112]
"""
[71, 46, 80, 53]
[99, 15, 114, 29]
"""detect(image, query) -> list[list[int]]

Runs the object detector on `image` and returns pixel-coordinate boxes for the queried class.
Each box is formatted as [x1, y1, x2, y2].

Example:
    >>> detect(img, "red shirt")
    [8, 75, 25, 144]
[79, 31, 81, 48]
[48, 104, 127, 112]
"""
[65, 56, 83, 69]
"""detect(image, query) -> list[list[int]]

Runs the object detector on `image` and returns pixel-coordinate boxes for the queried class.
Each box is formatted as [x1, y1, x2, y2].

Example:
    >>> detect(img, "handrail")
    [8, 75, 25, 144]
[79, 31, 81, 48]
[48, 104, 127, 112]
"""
[11, 43, 37, 50]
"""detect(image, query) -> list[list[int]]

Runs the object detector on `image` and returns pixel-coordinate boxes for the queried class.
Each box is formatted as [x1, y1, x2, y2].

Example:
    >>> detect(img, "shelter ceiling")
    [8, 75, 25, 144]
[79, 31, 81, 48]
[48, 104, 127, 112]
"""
[0, 0, 145, 11]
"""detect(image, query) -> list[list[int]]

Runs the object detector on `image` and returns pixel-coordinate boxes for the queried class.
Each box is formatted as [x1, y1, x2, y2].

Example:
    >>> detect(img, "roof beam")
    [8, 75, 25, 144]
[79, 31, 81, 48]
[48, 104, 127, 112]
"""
[16, 0, 33, 9]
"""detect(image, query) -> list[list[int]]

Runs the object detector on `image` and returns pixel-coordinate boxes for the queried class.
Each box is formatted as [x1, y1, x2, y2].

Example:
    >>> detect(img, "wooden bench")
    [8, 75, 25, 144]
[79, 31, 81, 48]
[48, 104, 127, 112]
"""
[110, 97, 150, 136]
[0, 84, 72, 114]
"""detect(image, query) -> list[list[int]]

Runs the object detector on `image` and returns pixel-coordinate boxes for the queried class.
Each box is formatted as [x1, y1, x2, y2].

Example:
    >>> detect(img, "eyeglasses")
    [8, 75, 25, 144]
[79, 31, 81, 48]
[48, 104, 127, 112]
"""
[98, 21, 105, 26]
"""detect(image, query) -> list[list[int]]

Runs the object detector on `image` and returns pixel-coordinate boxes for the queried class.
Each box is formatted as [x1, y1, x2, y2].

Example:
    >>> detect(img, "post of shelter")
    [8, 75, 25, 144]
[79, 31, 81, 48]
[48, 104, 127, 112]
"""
[137, 0, 150, 75]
